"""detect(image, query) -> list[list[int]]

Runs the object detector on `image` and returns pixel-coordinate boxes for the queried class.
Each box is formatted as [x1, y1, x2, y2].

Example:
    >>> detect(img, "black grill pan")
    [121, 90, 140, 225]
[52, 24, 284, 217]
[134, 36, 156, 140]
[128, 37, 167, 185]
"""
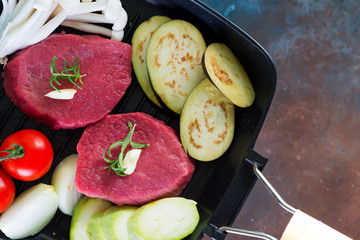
[0, 0, 276, 239]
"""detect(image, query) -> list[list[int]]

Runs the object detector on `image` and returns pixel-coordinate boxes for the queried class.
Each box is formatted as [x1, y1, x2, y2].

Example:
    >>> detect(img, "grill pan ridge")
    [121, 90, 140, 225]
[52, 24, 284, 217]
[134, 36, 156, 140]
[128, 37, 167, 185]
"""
[0, 0, 276, 239]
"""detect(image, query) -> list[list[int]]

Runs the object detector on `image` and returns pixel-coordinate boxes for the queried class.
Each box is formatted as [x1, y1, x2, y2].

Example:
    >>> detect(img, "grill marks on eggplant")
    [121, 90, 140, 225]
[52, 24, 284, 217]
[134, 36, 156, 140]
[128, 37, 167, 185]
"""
[132, 18, 256, 163]
[180, 79, 235, 161]
[203, 43, 255, 108]
[146, 20, 206, 114]
[210, 59, 233, 85]
[132, 16, 171, 108]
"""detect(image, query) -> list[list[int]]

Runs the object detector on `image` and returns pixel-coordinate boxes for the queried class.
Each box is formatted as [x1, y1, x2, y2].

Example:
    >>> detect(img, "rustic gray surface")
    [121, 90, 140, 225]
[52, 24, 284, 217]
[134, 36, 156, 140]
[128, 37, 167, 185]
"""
[202, 0, 360, 239]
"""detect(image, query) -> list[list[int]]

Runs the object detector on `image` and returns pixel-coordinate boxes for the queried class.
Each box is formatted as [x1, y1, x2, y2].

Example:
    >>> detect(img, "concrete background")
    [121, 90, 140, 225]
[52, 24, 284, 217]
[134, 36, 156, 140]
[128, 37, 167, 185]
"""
[201, 0, 360, 239]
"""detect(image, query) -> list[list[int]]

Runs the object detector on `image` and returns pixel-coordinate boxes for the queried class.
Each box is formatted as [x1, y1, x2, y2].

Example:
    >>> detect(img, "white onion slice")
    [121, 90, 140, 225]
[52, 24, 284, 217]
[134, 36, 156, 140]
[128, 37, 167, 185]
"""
[0, 183, 58, 239]
[51, 154, 83, 216]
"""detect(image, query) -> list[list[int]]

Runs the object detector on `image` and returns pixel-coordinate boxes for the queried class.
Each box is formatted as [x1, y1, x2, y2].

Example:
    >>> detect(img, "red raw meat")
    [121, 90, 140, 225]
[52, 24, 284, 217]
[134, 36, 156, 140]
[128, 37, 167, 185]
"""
[75, 112, 195, 206]
[2, 34, 132, 129]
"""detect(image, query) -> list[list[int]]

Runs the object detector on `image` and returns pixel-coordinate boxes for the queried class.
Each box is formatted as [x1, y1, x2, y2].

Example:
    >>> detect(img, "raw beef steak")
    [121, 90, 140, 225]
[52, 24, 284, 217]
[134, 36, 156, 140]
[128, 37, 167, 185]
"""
[76, 112, 195, 206]
[2, 34, 132, 129]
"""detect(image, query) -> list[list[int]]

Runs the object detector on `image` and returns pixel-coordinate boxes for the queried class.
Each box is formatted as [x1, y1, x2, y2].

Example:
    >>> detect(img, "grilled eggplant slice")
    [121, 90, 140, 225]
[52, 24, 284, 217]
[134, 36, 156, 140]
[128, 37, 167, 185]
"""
[147, 19, 206, 114]
[132, 16, 171, 107]
[180, 78, 235, 161]
[203, 43, 255, 108]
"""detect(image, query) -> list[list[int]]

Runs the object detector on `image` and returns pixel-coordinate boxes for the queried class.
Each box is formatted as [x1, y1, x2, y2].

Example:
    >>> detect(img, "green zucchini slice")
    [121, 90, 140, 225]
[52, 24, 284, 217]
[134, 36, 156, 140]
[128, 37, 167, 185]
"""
[127, 197, 199, 240]
[70, 196, 113, 240]
[87, 210, 105, 240]
[147, 19, 206, 114]
[203, 43, 255, 107]
[132, 16, 171, 107]
[101, 205, 137, 240]
[180, 78, 235, 161]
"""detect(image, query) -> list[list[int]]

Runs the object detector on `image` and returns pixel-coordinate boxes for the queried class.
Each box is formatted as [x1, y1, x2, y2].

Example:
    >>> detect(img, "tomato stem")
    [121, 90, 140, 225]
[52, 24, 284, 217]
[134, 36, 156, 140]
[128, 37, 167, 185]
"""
[0, 144, 25, 162]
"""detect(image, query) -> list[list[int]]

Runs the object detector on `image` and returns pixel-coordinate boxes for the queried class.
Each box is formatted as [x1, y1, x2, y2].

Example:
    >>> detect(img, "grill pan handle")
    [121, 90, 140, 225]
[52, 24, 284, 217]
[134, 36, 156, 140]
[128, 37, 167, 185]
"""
[218, 163, 353, 240]
[219, 226, 277, 240]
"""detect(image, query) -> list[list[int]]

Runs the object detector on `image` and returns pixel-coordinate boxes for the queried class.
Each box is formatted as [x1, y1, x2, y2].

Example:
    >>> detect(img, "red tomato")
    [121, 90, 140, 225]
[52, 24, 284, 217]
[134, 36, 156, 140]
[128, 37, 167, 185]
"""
[0, 168, 15, 213]
[0, 129, 53, 181]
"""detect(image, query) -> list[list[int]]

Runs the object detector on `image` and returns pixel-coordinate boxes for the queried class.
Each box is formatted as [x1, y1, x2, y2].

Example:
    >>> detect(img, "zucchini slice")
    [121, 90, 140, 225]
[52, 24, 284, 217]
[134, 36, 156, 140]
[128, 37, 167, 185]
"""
[147, 19, 206, 114]
[132, 16, 171, 107]
[100, 205, 137, 240]
[203, 43, 255, 107]
[127, 197, 199, 240]
[87, 211, 105, 240]
[180, 78, 235, 161]
[70, 196, 113, 240]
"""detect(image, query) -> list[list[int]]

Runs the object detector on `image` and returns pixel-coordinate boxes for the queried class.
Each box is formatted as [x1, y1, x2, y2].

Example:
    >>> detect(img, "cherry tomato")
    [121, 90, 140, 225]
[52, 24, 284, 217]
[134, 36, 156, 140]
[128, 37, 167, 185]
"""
[0, 168, 15, 213]
[0, 129, 53, 181]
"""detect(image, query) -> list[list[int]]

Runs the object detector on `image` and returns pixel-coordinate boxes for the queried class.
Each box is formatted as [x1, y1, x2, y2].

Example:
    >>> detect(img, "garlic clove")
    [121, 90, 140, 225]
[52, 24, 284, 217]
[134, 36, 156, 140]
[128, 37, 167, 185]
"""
[123, 149, 142, 175]
[44, 88, 77, 100]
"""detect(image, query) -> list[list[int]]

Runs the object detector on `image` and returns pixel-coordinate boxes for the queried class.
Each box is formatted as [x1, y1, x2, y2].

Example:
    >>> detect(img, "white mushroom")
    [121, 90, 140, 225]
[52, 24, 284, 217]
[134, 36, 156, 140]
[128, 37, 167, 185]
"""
[61, 20, 113, 37]
[58, 0, 81, 15]
[0, 0, 128, 64]
[111, 30, 124, 41]
[34, 0, 53, 11]
[27, 8, 68, 46]
[73, 1, 107, 15]
[9, 0, 36, 30]
[63, 13, 114, 24]
[0, 0, 15, 33]
[103, 0, 122, 21]
[112, 7, 127, 31]
[0, 0, 61, 57]
[58, 0, 127, 38]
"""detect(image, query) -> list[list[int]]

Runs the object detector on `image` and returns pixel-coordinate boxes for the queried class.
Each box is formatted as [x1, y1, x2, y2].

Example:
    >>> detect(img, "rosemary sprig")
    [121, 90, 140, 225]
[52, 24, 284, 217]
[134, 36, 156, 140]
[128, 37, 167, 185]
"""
[50, 56, 86, 92]
[103, 121, 150, 176]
